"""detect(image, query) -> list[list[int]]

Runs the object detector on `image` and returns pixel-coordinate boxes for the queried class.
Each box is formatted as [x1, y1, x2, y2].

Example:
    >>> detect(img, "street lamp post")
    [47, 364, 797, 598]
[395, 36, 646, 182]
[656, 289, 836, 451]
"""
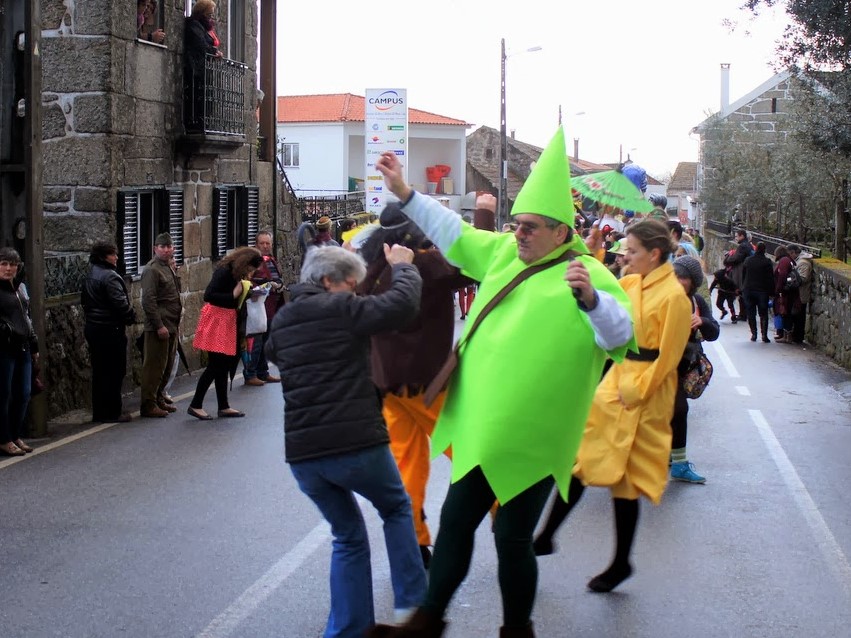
[498, 39, 542, 229]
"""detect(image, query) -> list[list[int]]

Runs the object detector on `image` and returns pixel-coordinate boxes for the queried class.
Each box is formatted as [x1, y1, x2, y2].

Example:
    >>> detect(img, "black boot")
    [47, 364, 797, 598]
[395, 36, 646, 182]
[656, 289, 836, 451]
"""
[760, 316, 771, 342]
[748, 314, 757, 341]
[367, 608, 446, 637]
[588, 498, 638, 593]
[533, 477, 585, 556]
[500, 622, 535, 637]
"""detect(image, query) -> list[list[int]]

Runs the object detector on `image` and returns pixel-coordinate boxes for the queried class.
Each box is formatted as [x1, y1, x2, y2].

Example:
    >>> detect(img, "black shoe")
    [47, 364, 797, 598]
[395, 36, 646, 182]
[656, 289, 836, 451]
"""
[720, 309, 728, 320]
[187, 406, 213, 421]
[533, 536, 555, 556]
[750, 334, 757, 342]
[588, 562, 633, 593]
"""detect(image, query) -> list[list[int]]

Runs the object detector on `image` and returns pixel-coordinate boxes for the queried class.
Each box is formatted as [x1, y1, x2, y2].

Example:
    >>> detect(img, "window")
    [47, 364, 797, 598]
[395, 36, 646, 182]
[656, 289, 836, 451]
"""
[212, 185, 260, 259]
[117, 188, 184, 277]
[485, 148, 494, 160]
[280, 142, 299, 168]
[771, 97, 778, 114]
[228, 0, 246, 62]
[136, 0, 165, 44]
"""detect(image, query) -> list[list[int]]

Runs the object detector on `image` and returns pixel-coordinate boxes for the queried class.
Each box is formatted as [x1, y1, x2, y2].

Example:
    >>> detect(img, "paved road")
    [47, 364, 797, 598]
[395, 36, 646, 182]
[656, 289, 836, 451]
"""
[1, 312, 850, 638]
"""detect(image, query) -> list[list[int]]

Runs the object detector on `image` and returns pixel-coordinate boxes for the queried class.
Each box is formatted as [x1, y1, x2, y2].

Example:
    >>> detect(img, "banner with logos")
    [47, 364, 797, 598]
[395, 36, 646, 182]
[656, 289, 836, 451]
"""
[365, 88, 408, 216]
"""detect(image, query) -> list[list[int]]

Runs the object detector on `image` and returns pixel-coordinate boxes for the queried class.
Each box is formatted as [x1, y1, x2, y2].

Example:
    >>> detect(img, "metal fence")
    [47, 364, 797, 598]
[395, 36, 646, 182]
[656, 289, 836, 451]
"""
[44, 253, 89, 299]
[297, 192, 367, 223]
[705, 220, 823, 258]
[184, 55, 248, 135]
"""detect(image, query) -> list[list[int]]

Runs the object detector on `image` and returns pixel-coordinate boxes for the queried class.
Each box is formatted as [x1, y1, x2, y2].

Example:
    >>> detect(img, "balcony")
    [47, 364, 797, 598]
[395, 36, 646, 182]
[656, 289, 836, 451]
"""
[181, 55, 248, 153]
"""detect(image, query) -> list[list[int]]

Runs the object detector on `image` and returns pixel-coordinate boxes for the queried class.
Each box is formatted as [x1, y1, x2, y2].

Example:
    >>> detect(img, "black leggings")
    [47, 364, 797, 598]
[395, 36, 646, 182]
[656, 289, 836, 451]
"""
[190, 352, 236, 410]
[423, 466, 553, 628]
[670, 383, 689, 450]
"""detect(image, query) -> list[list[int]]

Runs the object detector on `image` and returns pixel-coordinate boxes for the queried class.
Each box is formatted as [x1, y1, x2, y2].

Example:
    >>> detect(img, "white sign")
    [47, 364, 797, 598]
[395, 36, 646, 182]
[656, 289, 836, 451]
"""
[365, 88, 408, 216]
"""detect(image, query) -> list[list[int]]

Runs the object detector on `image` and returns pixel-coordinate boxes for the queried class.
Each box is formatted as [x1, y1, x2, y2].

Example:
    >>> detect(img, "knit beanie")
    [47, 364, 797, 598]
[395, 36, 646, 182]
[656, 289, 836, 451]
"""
[673, 255, 704, 290]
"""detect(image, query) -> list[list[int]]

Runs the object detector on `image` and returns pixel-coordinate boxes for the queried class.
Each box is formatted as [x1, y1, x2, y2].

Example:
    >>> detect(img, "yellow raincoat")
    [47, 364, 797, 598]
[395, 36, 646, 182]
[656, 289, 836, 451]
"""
[573, 262, 692, 504]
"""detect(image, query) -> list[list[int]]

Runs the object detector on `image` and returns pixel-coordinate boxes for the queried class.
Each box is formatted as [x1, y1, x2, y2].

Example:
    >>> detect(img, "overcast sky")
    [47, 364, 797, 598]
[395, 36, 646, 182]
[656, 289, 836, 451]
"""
[274, 0, 789, 179]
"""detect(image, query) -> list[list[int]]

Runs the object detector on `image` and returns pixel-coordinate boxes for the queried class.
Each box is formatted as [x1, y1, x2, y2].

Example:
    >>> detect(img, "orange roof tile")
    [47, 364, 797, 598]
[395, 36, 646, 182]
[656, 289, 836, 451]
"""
[276, 93, 469, 126]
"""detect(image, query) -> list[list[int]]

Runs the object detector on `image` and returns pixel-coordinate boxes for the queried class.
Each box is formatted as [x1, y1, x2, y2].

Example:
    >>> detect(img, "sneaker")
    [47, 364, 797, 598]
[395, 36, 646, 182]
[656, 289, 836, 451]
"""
[670, 461, 706, 484]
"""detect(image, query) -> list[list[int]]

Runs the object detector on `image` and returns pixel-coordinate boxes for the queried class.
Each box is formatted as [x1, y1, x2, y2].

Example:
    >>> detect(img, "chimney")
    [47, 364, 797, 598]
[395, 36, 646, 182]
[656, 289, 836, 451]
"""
[720, 63, 731, 112]
[573, 137, 579, 160]
[510, 129, 516, 139]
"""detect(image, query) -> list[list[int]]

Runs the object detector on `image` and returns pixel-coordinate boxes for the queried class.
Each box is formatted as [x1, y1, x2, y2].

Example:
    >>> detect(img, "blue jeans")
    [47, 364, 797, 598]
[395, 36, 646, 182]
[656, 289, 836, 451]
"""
[0, 349, 32, 443]
[291, 444, 427, 638]
[243, 332, 269, 380]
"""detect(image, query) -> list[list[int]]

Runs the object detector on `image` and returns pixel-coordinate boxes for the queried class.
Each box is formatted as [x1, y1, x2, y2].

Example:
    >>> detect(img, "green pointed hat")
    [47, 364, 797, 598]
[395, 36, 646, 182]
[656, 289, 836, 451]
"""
[510, 127, 573, 225]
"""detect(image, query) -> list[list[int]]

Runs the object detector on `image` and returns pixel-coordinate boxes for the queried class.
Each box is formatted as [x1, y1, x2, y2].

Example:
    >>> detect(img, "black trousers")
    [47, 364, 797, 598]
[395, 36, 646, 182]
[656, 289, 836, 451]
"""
[670, 383, 688, 450]
[191, 352, 237, 410]
[85, 324, 127, 421]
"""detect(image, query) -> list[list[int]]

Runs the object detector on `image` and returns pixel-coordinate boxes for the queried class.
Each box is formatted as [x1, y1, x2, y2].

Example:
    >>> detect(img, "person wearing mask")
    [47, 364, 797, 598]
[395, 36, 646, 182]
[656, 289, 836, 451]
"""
[81, 241, 136, 423]
[188, 247, 262, 420]
[0, 248, 38, 456]
[243, 230, 284, 386]
[742, 242, 776, 343]
[265, 245, 427, 638]
[534, 220, 692, 593]
[669, 256, 719, 483]
[370, 129, 634, 638]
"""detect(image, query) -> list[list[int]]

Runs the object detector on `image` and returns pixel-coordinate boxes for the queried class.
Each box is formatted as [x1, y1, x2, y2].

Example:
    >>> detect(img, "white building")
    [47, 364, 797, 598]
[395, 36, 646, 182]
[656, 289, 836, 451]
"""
[276, 94, 470, 208]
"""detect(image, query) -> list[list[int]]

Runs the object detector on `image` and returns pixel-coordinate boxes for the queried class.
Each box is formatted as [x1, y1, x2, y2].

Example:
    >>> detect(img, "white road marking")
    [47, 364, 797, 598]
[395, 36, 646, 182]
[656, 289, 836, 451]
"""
[195, 521, 330, 638]
[735, 385, 751, 396]
[707, 340, 740, 378]
[749, 409, 851, 600]
[0, 388, 201, 470]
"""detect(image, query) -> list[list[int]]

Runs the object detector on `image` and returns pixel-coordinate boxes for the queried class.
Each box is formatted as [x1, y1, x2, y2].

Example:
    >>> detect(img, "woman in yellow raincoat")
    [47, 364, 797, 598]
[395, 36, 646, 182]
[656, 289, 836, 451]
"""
[534, 218, 692, 593]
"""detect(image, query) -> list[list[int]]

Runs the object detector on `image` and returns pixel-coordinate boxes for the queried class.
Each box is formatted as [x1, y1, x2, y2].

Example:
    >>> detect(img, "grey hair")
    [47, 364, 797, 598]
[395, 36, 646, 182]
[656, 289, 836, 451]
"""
[300, 246, 367, 286]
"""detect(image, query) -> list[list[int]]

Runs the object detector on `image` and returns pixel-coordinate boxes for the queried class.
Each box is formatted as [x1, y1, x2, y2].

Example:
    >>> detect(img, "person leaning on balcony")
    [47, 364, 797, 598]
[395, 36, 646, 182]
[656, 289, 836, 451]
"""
[183, 0, 222, 130]
[140, 233, 183, 419]
[137, 0, 165, 44]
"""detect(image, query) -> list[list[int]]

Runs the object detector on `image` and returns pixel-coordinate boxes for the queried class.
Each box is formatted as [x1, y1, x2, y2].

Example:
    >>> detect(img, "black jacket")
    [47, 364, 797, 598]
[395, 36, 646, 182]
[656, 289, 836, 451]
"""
[0, 280, 38, 355]
[265, 264, 422, 463]
[81, 260, 135, 328]
[742, 253, 775, 294]
[184, 17, 217, 78]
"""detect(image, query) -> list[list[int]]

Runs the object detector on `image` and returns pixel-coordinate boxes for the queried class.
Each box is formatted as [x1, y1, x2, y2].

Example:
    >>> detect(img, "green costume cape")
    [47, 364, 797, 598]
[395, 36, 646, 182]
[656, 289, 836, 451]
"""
[431, 227, 634, 503]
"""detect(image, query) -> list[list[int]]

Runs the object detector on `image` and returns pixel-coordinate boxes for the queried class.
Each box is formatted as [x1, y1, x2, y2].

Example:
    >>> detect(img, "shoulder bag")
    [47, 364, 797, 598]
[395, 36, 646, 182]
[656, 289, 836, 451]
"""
[423, 250, 577, 407]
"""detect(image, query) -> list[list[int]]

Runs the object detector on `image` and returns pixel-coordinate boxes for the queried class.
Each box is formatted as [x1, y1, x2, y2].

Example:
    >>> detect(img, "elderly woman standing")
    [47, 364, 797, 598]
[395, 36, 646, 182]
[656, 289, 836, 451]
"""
[535, 220, 692, 593]
[81, 241, 136, 423]
[188, 247, 262, 420]
[265, 245, 427, 638]
[0, 248, 39, 456]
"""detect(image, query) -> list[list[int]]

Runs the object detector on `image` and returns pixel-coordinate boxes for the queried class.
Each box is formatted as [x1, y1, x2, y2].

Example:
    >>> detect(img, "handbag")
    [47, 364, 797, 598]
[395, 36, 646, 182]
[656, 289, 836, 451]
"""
[681, 347, 713, 399]
[423, 249, 577, 407]
[245, 296, 268, 335]
[193, 302, 238, 355]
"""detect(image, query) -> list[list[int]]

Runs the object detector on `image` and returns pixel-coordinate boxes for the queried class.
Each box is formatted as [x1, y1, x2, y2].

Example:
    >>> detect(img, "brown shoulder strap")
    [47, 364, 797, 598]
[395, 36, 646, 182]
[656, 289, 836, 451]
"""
[456, 249, 577, 352]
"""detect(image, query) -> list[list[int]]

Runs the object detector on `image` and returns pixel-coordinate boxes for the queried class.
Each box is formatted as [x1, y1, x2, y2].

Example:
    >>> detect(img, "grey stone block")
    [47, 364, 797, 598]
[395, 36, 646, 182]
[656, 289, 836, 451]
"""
[43, 137, 119, 188]
[73, 0, 113, 35]
[187, 258, 213, 292]
[122, 158, 172, 187]
[134, 99, 166, 137]
[42, 0, 68, 30]
[44, 212, 113, 252]
[75, 187, 112, 213]
[42, 102, 67, 140]
[73, 93, 135, 135]
[218, 159, 249, 184]
[42, 37, 116, 93]
[44, 187, 72, 204]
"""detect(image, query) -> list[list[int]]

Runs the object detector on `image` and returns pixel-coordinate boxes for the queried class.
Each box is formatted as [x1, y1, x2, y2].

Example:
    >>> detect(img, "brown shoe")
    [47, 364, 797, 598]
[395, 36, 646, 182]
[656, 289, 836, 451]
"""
[13, 439, 34, 453]
[0, 441, 26, 456]
[261, 375, 281, 383]
[140, 405, 169, 418]
[158, 402, 178, 413]
[244, 377, 265, 387]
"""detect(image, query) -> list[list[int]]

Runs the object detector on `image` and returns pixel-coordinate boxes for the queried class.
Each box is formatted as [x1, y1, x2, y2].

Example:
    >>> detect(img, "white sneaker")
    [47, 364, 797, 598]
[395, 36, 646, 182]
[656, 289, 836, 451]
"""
[393, 608, 416, 624]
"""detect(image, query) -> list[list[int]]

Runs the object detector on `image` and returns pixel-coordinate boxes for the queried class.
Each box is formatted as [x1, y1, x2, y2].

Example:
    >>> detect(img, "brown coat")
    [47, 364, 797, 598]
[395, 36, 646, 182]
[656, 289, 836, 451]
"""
[141, 257, 182, 333]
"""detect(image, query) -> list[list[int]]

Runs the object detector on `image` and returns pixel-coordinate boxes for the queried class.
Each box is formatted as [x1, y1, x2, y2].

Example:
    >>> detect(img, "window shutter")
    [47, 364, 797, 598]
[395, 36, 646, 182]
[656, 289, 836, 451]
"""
[166, 187, 185, 265]
[117, 190, 139, 277]
[212, 186, 230, 259]
[245, 185, 259, 246]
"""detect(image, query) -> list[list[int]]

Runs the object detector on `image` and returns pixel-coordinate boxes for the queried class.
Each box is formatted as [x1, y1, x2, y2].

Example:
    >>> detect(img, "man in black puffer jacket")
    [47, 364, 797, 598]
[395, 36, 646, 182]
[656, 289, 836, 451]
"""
[81, 241, 136, 423]
[265, 243, 427, 638]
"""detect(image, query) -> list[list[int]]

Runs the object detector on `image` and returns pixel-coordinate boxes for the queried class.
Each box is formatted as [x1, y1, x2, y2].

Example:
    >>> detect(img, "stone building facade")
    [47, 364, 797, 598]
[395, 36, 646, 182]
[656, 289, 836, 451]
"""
[38, 0, 299, 417]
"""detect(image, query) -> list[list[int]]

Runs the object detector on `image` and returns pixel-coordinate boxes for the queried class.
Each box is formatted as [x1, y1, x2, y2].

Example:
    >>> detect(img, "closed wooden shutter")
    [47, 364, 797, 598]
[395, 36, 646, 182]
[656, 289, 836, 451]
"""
[245, 185, 259, 247]
[117, 190, 140, 277]
[166, 187, 185, 265]
[212, 186, 230, 259]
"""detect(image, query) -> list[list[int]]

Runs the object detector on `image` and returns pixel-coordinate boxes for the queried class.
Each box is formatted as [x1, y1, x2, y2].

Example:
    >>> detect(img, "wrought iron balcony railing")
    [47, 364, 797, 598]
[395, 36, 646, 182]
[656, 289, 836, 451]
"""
[184, 55, 248, 136]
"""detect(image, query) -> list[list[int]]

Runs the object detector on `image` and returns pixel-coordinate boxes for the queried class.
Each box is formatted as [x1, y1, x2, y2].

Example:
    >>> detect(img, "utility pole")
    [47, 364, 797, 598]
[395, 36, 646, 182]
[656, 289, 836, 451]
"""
[499, 38, 507, 230]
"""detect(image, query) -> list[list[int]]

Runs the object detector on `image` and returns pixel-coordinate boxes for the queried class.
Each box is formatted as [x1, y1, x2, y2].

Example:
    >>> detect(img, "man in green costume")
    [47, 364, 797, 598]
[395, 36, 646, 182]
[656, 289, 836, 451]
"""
[369, 128, 635, 638]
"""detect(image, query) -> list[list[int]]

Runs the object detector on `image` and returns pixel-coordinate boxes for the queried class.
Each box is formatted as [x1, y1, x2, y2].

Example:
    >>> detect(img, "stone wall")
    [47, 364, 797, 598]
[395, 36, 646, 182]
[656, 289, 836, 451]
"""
[704, 228, 851, 371]
[37, 0, 277, 418]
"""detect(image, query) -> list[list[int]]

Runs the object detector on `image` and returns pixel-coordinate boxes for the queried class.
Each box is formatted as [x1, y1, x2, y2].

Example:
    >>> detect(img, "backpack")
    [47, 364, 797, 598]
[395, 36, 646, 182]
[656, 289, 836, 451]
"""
[784, 263, 802, 291]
